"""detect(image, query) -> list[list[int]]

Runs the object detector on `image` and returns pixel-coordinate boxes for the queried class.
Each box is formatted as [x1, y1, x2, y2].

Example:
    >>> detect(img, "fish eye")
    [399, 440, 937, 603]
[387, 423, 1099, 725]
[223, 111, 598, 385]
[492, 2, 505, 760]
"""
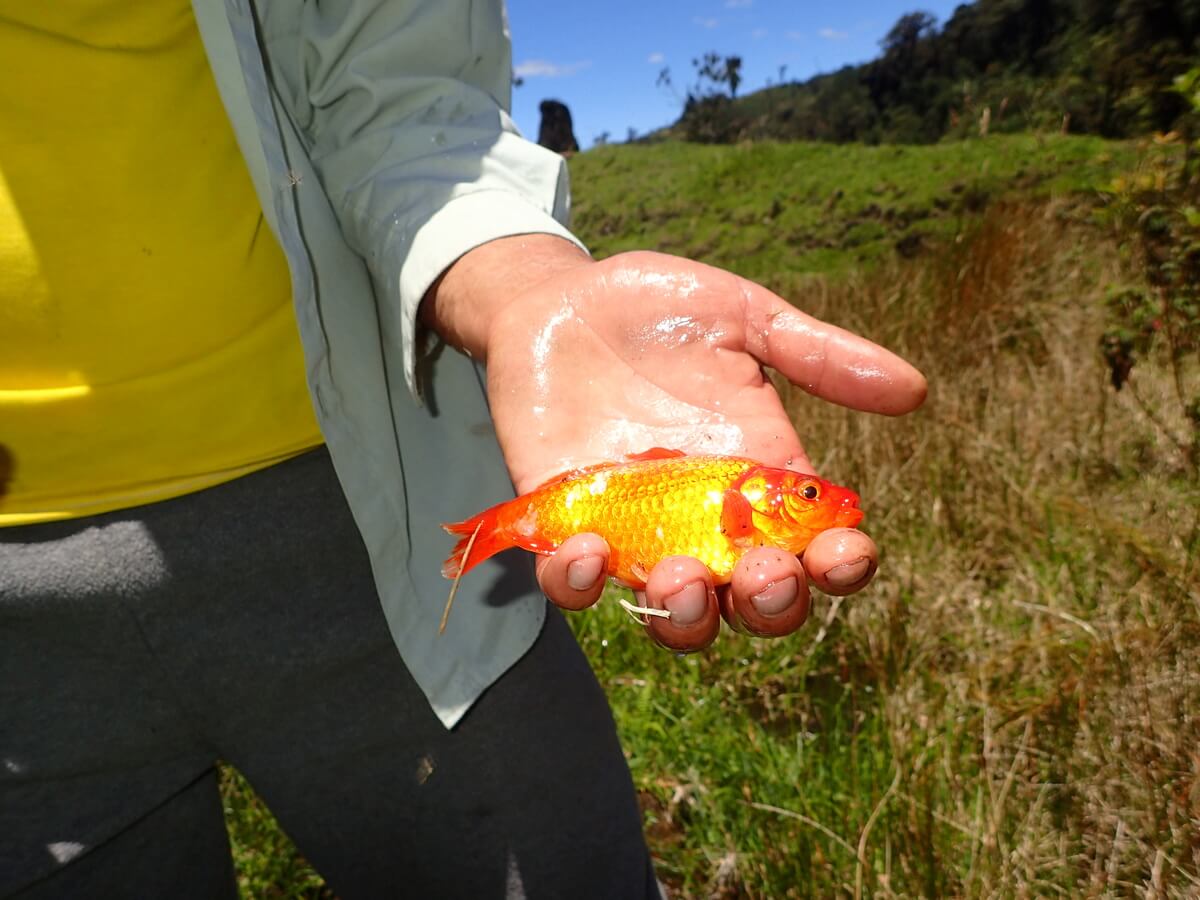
[801, 484, 819, 501]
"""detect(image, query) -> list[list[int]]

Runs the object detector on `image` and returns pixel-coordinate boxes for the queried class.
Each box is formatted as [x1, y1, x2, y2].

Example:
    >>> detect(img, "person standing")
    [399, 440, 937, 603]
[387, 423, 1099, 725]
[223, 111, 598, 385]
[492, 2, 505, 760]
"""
[0, 1, 925, 896]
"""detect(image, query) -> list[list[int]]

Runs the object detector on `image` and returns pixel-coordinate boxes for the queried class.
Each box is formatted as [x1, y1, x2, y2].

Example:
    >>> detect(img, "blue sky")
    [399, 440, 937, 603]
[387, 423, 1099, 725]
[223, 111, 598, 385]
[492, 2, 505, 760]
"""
[507, 0, 965, 148]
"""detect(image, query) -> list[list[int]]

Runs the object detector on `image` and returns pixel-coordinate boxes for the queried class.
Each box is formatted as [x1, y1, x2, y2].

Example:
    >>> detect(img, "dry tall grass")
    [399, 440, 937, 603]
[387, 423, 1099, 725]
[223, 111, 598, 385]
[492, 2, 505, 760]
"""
[765, 199, 1200, 896]
[217, 187, 1198, 898]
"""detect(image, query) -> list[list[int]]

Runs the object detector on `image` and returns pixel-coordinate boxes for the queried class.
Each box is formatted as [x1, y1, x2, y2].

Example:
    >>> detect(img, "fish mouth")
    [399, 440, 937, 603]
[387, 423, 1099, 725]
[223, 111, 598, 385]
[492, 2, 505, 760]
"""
[836, 507, 865, 529]
[834, 493, 864, 529]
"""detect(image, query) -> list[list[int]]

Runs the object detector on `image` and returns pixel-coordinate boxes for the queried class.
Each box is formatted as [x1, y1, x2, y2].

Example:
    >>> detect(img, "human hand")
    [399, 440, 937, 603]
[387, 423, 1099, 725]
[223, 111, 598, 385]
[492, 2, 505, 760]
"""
[423, 237, 925, 650]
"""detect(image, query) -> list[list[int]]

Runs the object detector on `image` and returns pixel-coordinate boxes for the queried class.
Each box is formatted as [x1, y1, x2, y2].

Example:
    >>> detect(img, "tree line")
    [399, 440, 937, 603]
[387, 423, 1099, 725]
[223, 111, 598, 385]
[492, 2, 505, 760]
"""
[668, 0, 1200, 144]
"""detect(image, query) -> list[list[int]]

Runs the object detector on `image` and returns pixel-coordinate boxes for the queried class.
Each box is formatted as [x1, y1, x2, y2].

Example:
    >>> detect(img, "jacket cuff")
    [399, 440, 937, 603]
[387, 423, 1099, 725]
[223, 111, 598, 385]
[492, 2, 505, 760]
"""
[396, 189, 587, 397]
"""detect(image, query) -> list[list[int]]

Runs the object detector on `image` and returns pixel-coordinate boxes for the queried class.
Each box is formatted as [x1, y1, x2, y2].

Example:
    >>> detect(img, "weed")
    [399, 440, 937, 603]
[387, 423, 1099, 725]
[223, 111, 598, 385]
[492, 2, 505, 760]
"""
[1100, 133, 1200, 474]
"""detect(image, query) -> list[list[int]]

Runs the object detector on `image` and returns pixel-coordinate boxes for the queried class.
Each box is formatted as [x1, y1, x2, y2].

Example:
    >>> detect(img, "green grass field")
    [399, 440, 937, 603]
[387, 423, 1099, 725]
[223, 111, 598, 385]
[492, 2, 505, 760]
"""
[569, 134, 1135, 283]
[222, 134, 1199, 897]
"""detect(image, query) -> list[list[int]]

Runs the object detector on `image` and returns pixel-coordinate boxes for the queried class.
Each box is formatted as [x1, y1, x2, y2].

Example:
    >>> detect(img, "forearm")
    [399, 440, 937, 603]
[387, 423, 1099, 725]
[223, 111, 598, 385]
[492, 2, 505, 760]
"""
[258, 0, 586, 393]
[419, 234, 593, 363]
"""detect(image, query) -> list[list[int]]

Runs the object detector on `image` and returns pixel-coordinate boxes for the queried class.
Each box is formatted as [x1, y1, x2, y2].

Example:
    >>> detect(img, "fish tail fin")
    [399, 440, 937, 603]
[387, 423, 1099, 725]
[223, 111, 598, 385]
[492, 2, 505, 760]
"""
[441, 505, 513, 579]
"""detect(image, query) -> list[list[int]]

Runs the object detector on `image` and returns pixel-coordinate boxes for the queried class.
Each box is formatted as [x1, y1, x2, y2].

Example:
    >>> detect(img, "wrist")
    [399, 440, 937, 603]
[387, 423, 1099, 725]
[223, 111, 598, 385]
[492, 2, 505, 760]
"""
[419, 234, 593, 363]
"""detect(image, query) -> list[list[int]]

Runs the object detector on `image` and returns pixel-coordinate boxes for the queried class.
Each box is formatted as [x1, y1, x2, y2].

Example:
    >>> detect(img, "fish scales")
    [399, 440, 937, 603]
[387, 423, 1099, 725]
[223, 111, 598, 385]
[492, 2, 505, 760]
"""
[441, 450, 864, 589]
[502, 456, 757, 581]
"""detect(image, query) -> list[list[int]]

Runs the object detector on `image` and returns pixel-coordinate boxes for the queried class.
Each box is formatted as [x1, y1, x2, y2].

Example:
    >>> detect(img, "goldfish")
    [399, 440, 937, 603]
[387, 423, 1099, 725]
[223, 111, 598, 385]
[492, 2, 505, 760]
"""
[441, 448, 863, 590]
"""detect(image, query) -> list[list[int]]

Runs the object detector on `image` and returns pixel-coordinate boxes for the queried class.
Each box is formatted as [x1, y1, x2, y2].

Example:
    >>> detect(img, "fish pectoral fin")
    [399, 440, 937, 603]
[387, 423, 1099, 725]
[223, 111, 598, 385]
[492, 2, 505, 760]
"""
[720, 489, 757, 539]
[625, 447, 687, 462]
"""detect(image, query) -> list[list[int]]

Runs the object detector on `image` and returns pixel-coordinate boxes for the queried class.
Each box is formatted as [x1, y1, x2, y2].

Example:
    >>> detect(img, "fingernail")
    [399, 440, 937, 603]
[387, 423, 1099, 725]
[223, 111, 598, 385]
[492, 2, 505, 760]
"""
[663, 582, 708, 626]
[751, 575, 798, 617]
[822, 557, 872, 590]
[567, 555, 604, 591]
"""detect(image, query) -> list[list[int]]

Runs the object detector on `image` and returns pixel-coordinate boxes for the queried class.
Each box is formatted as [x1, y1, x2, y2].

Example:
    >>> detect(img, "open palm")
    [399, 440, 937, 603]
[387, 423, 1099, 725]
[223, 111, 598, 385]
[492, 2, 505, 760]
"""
[487, 251, 811, 492]
[480, 250, 925, 650]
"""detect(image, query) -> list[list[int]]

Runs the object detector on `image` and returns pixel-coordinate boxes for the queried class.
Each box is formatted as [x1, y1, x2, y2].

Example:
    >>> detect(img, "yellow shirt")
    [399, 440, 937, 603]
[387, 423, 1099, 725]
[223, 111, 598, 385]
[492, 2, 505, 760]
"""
[0, 1, 323, 525]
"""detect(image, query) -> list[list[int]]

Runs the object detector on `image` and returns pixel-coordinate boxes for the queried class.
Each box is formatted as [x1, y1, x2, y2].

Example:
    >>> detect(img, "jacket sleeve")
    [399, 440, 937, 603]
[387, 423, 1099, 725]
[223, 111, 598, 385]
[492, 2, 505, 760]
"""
[255, 0, 587, 394]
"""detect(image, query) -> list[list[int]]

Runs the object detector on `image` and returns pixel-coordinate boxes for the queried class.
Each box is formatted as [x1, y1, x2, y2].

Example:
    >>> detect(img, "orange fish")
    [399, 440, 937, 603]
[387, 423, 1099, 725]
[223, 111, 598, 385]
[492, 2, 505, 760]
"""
[441, 448, 863, 589]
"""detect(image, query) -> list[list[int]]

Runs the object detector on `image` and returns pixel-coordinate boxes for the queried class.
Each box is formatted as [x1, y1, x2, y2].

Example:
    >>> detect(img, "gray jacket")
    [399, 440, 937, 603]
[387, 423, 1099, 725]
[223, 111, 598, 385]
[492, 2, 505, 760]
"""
[192, 0, 584, 727]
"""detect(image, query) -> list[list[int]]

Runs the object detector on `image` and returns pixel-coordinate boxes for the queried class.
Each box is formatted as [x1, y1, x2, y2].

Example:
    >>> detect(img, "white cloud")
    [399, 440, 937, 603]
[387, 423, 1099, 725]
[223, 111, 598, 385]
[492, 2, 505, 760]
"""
[724, 0, 753, 7]
[785, 30, 805, 41]
[693, 16, 719, 29]
[818, 27, 848, 40]
[513, 59, 592, 78]
[648, 52, 665, 64]
[751, 27, 769, 39]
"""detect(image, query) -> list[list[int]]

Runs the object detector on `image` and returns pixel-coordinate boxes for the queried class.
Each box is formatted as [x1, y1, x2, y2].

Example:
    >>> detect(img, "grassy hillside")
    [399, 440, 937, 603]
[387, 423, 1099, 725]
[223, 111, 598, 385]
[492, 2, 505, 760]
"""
[222, 134, 1199, 897]
[570, 134, 1134, 282]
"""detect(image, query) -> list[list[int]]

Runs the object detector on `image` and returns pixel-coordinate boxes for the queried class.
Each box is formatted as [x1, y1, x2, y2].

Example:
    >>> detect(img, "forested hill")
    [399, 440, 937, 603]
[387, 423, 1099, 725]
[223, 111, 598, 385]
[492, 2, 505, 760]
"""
[669, 0, 1200, 144]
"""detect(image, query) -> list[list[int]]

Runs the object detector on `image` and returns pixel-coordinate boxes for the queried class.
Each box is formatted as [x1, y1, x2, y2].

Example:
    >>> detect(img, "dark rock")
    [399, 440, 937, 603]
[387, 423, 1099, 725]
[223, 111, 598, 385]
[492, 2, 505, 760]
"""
[537, 99, 580, 155]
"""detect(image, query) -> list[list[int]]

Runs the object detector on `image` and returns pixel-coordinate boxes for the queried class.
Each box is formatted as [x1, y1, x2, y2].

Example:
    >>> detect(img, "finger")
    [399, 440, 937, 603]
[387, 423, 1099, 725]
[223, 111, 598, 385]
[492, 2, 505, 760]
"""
[803, 528, 878, 596]
[740, 279, 927, 416]
[535, 533, 610, 610]
[639, 556, 720, 652]
[720, 547, 811, 637]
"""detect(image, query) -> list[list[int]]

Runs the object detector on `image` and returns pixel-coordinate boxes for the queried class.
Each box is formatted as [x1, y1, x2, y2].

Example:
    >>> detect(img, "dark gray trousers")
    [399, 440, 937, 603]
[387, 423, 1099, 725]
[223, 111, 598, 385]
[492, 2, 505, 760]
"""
[0, 448, 657, 899]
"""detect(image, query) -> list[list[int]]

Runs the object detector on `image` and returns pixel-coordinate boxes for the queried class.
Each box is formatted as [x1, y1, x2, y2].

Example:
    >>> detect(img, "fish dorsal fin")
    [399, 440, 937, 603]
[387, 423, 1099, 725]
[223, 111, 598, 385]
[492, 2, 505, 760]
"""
[530, 459, 623, 491]
[529, 449, 687, 492]
[625, 447, 687, 462]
